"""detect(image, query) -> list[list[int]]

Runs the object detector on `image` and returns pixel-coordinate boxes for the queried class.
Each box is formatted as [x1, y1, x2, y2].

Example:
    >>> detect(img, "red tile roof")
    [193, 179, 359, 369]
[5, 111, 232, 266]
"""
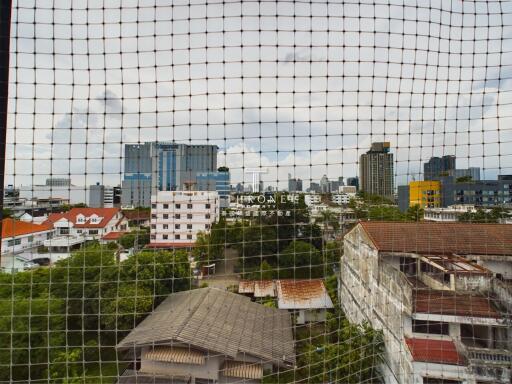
[101, 231, 125, 241]
[359, 221, 512, 256]
[405, 338, 466, 366]
[1, 218, 53, 238]
[46, 208, 121, 228]
[413, 290, 500, 318]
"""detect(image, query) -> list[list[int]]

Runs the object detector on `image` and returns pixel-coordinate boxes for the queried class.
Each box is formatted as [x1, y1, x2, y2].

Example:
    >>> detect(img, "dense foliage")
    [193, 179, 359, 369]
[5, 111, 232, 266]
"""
[458, 207, 510, 223]
[0, 244, 191, 382]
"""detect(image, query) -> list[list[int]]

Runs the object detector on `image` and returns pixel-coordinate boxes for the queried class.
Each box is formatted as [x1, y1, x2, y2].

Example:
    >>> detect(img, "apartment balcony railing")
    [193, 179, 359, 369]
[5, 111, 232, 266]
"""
[463, 345, 512, 383]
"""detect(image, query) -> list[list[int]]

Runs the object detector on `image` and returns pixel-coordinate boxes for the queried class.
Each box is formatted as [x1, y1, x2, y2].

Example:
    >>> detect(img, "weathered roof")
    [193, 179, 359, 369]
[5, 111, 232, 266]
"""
[116, 370, 173, 384]
[221, 360, 263, 380]
[276, 279, 334, 310]
[405, 338, 466, 366]
[117, 287, 295, 366]
[413, 290, 501, 319]
[1, 218, 53, 239]
[122, 210, 150, 220]
[238, 280, 255, 294]
[143, 346, 205, 365]
[254, 280, 276, 297]
[359, 221, 512, 256]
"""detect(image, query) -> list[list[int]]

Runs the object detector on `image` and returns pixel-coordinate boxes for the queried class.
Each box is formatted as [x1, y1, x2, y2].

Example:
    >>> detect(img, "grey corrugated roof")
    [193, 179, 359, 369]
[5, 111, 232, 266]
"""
[117, 287, 295, 366]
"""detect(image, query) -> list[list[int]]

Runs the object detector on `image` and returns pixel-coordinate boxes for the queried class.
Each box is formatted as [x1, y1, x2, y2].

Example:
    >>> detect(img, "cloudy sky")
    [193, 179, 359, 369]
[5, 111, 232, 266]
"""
[5, 0, 512, 191]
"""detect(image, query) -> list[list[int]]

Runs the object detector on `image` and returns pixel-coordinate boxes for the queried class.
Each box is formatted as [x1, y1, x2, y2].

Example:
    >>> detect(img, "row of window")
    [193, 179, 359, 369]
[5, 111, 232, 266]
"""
[151, 223, 210, 230]
[152, 203, 211, 209]
[151, 234, 194, 240]
[151, 214, 211, 220]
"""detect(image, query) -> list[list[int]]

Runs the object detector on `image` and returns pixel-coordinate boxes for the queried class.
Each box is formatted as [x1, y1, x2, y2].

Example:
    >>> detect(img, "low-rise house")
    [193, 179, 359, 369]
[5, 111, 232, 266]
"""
[122, 209, 150, 228]
[1, 218, 55, 272]
[276, 279, 334, 325]
[238, 279, 334, 325]
[117, 287, 295, 383]
[340, 221, 512, 384]
[45, 208, 128, 240]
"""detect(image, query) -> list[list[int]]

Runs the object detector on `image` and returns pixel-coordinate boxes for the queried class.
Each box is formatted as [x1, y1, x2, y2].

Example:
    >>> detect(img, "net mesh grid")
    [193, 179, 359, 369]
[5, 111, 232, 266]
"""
[0, 0, 511, 383]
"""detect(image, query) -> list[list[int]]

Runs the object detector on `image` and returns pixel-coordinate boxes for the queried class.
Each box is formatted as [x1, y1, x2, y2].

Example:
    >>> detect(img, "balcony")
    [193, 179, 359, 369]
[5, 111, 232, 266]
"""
[465, 346, 512, 383]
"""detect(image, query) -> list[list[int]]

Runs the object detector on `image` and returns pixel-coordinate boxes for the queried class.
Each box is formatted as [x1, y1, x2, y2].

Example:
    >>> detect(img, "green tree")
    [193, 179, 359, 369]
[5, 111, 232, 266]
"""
[406, 204, 424, 221]
[278, 241, 323, 278]
[119, 229, 150, 250]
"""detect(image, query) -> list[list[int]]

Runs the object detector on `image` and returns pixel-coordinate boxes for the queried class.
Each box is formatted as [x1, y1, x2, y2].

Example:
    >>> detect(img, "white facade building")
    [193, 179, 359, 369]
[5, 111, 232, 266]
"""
[424, 205, 477, 222]
[331, 193, 356, 205]
[304, 194, 321, 206]
[150, 191, 219, 246]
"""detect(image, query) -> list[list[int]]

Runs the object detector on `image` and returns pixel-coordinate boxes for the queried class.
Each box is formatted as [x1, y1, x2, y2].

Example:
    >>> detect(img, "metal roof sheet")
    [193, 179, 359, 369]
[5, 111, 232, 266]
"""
[276, 279, 334, 310]
[143, 346, 205, 365]
[405, 338, 466, 366]
[117, 287, 295, 366]
[221, 361, 263, 380]
[254, 280, 276, 297]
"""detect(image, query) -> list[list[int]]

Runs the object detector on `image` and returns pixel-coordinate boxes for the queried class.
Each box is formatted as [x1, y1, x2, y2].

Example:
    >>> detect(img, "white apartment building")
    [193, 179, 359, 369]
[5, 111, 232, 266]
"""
[150, 191, 219, 246]
[331, 192, 356, 205]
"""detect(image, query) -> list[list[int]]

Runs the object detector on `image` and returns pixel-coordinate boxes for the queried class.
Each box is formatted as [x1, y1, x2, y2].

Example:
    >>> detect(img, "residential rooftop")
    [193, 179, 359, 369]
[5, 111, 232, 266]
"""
[360, 221, 512, 256]
[405, 338, 466, 366]
[117, 287, 295, 366]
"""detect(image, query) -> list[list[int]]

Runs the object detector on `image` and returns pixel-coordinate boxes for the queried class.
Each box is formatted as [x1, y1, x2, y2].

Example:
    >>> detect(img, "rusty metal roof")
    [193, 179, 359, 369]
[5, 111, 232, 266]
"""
[221, 361, 263, 380]
[143, 346, 205, 365]
[405, 338, 466, 366]
[254, 280, 276, 297]
[420, 254, 491, 275]
[238, 280, 255, 294]
[276, 279, 334, 310]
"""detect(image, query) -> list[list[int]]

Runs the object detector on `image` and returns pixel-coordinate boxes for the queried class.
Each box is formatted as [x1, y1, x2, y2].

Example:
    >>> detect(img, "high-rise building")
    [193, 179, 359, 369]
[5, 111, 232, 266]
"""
[308, 182, 321, 193]
[121, 142, 218, 208]
[423, 155, 456, 180]
[346, 177, 359, 191]
[89, 183, 122, 208]
[196, 168, 230, 208]
[320, 175, 330, 193]
[288, 174, 303, 192]
[45, 178, 71, 187]
[359, 142, 394, 198]
[455, 167, 481, 181]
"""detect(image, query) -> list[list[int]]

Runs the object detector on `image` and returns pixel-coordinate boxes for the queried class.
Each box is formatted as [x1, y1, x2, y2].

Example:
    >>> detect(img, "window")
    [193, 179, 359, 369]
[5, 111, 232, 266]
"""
[89, 230, 99, 235]
[187, 234, 193, 240]
[15, 239, 21, 245]
[187, 204, 193, 209]
[412, 320, 449, 335]
[28, 236, 34, 243]
[205, 214, 210, 219]
[151, 224, 156, 229]
[175, 234, 180, 240]
[175, 224, 180, 229]
[163, 224, 168, 229]
[151, 204, 156, 209]
[175, 204, 181, 209]
[175, 214, 181, 219]
[163, 204, 169, 209]
[205, 203, 210, 209]
[187, 214, 192, 219]
[163, 214, 169, 219]
[7, 240, 14, 247]
[76, 229, 82, 234]
[151, 214, 156, 219]
[187, 224, 192, 229]
[205, 224, 210, 230]
[163, 234, 168, 240]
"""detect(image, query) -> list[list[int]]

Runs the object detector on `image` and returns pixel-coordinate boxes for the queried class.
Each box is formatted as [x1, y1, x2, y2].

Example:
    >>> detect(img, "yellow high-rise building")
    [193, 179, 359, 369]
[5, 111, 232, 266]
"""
[409, 181, 441, 208]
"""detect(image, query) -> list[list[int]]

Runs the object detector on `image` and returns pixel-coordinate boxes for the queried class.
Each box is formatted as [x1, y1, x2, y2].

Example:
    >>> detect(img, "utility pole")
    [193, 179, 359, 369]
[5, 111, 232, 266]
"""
[0, 1, 12, 256]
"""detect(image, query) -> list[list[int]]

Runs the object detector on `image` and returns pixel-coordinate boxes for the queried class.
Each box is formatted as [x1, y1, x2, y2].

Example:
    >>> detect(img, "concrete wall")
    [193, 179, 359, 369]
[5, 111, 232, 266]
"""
[340, 225, 414, 383]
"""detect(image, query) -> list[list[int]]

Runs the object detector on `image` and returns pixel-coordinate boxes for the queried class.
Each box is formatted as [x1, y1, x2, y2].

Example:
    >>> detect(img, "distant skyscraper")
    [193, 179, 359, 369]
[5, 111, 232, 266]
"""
[45, 178, 71, 187]
[359, 142, 394, 198]
[288, 174, 303, 192]
[346, 177, 359, 191]
[424, 155, 456, 180]
[455, 167, 480, 181]
[89, 184, 122, 208]
[121, 142, 218, 207]
[320, 175, 330, 193]
[196, 169, 231, 208]
[309, 182, 321, 193]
